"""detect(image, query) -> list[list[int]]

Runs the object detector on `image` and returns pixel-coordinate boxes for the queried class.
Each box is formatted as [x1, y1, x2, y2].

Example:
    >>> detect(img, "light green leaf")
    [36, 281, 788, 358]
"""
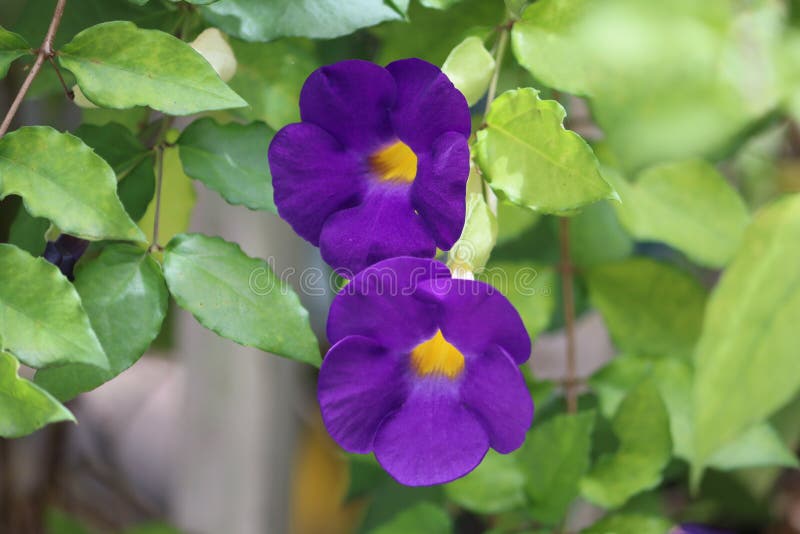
[448, 193, 497, 275]
[35, 245, 168, 401]
[586, 258, 707, 359]
[496, 201, 540, 246]
[581, 380, 672, 509]
[0, 126, 145, 242]
[581, 513, 672, 534]
[0, 26, 30, 78]
[368, 502, 451, 534]
[475, 88, 614, 214]
[441, 36, 495, 106]
[518, 411, 595, 524]
[608, 160, 750, 268]
[0, 244, 107, 370]
[59, 21, 246, 115]
[178, 118, 276, 212]
[0, 351, 74, 438]
[568, 201, 633, 268]
[421, 0, 462, 8]
[480, 262, 556, 341]
[163, 233, 320, 366]
[202, 0, 408, 41]
[445, 451, 525, 515]
[227, 38, 319, 130]
[693, 194, 800, 471]
[710, 423, 799, 471]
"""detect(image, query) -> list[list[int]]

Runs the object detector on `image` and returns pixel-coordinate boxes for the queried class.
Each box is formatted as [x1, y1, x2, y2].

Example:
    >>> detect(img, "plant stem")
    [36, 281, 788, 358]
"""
[48, 56, 73, 100]
[149, 145, 165, 252]
[559, 217, 578, 413]
[0, 0, 67, 138]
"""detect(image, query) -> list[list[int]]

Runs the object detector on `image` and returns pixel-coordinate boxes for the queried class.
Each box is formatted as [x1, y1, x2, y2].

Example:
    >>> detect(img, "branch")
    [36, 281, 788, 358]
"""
[0, 0, 67, 138]
[559, 217, 578, 413]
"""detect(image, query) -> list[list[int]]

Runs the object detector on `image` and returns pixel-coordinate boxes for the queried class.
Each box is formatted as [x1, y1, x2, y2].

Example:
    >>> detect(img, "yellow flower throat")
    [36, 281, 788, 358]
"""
[410, 330, 465, 379]
[369, 140, 418, 183]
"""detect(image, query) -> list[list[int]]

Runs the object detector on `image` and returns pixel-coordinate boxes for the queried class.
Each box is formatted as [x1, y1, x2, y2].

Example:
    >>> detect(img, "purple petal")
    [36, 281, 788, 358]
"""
[319, 186, 437, 275]
[419, 278, 531, 364]
[299, 59, 396, 154]
[318, 336, 407, 453]
[411, 132, 470, 249]
[672, 525, 733, 534]
[269, 122, 366, 245]
[385, 58, 471, 154]
[327, 257, 450, 350]
[461, 345, 533, 453]
[374, 382, 489, 486]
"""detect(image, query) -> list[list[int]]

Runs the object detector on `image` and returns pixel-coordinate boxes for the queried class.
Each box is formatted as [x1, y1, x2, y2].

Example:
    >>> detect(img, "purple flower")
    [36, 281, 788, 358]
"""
[268, 59, 471, 275]
[672, 525, 732, 534]
[318, 257, 533, 486]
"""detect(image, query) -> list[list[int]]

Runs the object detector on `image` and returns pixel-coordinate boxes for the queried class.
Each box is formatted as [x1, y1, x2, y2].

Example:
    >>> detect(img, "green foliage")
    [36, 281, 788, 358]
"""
[692, 194, 800, 474]
[441, 36, 495, 106]
[445, 451, 526, 515]
[368, 502, 451, 534]
[202, 0, 409, 41]
[178, 117, 276, 212]
[0, 126, 145, 242]
[60, 21, 246, 115]
[581, 513, 673, 534]
[35, 245, 168, 401]
[586, 258, 707, 359]
[0, 25, 29, 78]
[0, 244, 107, 370]
[0, 351, 74, 438]
[448, 193, 497, 275]
[476, 88, 614, 214]
[163, 233, 320, 366]
[581, 380, 672, 509]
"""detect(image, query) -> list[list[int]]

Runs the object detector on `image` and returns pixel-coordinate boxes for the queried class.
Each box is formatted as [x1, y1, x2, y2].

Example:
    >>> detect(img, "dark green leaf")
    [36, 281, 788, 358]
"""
[163, 233, 320, 366]
[7, 204, 48, 256]
[178, 118, 275, 212]
[60, 21, 246, 115]
[0, 25, 29, 78]
[0, 351, 74, 438]
[35, 245, 168, 401]
[0, 244, 107, 370]
[581, 513, 672, 534]
[368, 502, 451, 534]
[445, 451, 525, 515]
[0, 126, 145, 242]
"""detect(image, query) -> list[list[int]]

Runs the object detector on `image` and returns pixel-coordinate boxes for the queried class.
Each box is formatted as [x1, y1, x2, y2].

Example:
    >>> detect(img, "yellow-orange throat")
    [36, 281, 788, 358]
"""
[369, 140, 417, 183]
[410, 330, 465, 379]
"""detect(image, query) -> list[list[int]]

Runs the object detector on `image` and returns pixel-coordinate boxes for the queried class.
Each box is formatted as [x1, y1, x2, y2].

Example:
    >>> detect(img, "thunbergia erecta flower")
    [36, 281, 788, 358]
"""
[318, 257, 533, 485]
[268, 59, 471, 275]
[672, 525, 732, 534]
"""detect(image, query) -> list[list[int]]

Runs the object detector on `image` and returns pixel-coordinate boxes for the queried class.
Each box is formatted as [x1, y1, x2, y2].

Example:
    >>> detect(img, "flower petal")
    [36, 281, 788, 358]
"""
[319, 186, 437, 275]
[374, 383, 489, 486]
[461, 345, 533, 453]
[327, 257, 450, 350]
[419, 278, 531, 364]
[299, 59, 396, 153]
[385, 58, 471, 154]
[412, 132, 470, 249]
[318, 335, 407, 454]
[269, 122, 366, 245]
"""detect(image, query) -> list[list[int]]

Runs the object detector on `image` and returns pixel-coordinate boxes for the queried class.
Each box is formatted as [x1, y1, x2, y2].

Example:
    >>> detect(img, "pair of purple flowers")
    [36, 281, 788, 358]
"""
[268, 59, 533, 485]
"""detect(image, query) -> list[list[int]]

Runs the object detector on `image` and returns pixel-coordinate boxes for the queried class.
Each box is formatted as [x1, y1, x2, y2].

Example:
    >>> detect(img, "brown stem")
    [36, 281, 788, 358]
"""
[0, 0, 67, 138]
[149, 145, 166, 252]
[559, 217, 578, 413]
[48, 56, 73, 100]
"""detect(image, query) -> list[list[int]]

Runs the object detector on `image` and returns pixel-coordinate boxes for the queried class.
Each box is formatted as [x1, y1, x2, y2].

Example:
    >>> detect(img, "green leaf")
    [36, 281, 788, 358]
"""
[0, 351, 74, 438]
[7, 205, 49, 256]
[518, 411, 595, 524]
[445, 451, 525, 515]
[202, 0, 408, 41]
[581, 513, 672, 534]
[581, 380, 672, 509]
[586, 258, 707, 359]
[226, 38, 319, 130]
[448, 193, 497, 275]
[46, 508, 91, 534]
[0, 126, 145, 242]
[710, 423, 799, 471]
[475, 88, 614, 214]
[73, 122, 156, 222]
[368, 502, 451, 534]
[163, 233, 320, 366]
[693, 194, 800, 471]
[0, 244, 107, 370]
[35, 245, 168, 401]
[568, 201, 633, 268]
[420, 0, 462, 8]
[0, 26, 30, 78]
[59, 21, 246, 115]
[496, 201, 540, 246]
[441, 36, 495, 107]
[607, 160, 750, 268]
[178, 118, 276, 212]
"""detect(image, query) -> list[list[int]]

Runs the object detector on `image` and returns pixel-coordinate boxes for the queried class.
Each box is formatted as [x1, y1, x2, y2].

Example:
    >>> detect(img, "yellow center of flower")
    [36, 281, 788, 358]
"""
[410, 330, 465, 379]
[369, 140, 417, 183]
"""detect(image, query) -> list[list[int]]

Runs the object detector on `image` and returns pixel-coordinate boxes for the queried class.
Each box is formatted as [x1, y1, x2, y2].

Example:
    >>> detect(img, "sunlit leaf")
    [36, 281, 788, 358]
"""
[442, 36, 495, 106]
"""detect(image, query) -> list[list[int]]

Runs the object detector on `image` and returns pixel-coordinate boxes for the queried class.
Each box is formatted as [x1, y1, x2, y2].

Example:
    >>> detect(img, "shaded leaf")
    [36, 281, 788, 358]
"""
[0, 26, 30, 78]
[445, 451, 525, 515]
[368, 502, 451, 534]
[163, 233, 320, 366]
[581, 513, 672, 534]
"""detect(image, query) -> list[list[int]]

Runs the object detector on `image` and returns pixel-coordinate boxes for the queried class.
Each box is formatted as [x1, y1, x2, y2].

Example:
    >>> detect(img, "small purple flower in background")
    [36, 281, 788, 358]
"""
[318, 257, 533, 486]
[672, 525, 733, 534]
[268, 59, 471, 275]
